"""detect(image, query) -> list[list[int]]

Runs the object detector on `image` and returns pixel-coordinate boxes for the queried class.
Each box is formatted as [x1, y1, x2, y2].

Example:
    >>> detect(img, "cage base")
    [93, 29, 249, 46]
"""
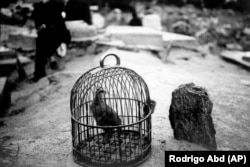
[73, 130, 151, 167]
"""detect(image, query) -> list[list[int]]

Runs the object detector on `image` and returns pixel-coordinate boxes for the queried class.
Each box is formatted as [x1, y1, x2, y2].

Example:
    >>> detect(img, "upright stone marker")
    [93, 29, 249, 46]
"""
[169, 83, 217, 150]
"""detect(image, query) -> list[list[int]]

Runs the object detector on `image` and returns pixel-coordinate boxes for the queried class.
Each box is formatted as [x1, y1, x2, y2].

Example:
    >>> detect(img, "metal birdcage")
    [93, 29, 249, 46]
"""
[70, 54, 156, 167]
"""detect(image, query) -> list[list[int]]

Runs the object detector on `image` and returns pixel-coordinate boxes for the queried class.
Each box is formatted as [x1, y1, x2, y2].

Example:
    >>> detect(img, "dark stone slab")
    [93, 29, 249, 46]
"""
[0, 77, 11, 117]
[169, 83, 217, 150]
[0, 50, 17, 60]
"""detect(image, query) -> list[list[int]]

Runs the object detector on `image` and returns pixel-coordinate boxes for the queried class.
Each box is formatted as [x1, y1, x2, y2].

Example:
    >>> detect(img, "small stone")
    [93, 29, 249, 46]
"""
[226, 43, 243, 51]
[1, 159, 11, 166]
[161, 140, 166, 144]
[242, 55, 250, 62]
[243, 27, 250, 36]
[0, 120, 6, 127]
[172, 21, 190, 35]
[169, 83, 217, 150]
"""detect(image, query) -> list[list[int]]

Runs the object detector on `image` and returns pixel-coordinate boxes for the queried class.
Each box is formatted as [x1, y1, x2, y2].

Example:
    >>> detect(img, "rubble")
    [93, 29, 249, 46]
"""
[220, 50, 250, 69]
[0, 46, 31, 116]
[162, 31, 197, 50]
[243, 27, 250, 36]
[240, 79, 250, 86]
[226, 43, 243, 51]
[104, 25, 164, 49]
[0, 136, 19, 167]
[0, 46, 18, 76]
[171, 20, 191, 35]
[160, 4, 250, 52]
[0, 1, 33, 26]
[65, 20, 99, 42]
[242, 55, 250, 62]
[0, 46, 16, 60]
[8, 31, 37, 51]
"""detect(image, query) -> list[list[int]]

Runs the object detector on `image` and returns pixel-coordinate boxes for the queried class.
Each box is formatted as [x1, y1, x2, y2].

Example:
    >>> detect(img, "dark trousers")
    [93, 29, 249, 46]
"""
[34, 31, 60, 78]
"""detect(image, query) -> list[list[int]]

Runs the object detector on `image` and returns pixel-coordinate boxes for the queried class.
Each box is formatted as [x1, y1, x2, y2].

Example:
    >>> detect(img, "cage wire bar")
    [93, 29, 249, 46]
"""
[70, 54, 156, 167]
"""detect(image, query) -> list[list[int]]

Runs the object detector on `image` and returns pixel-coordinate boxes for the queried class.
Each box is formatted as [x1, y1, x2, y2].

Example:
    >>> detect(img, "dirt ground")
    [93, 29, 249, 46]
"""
[0, 46, 250, 167]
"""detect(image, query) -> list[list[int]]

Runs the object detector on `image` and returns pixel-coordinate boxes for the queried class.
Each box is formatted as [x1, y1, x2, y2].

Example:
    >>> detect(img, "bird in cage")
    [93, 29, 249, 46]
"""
[90, 87, 122, 143]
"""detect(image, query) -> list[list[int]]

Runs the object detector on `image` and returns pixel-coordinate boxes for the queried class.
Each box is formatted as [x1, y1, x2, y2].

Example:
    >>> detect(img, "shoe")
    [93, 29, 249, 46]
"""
[50, 56, 65, 71]
[50, 61, 59, 70]
[29, 74, 46, 82]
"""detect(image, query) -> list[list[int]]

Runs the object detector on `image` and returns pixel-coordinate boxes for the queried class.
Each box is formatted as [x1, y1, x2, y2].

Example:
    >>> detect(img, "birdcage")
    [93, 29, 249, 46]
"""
[70, 53, 156, 167]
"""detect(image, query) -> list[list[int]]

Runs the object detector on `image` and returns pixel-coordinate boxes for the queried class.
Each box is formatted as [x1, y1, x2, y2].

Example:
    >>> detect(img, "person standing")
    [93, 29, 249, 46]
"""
[65, 0, 92, 24]
[129, 8, 142, 26]
[32, 0, 71, 82]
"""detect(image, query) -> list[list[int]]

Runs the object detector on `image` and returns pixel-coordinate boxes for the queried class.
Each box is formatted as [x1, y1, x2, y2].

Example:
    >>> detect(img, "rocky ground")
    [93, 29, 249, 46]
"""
[0, 45, 250, 167]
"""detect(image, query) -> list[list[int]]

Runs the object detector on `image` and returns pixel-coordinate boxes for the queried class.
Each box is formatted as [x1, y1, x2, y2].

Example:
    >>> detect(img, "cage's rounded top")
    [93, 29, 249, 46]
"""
[100, 53, 120, 68]
[70, 53, 155, 127]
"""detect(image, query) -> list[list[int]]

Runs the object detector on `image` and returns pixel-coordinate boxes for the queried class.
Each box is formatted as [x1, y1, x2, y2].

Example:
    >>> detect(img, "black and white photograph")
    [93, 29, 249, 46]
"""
[0, 0, 250, 166]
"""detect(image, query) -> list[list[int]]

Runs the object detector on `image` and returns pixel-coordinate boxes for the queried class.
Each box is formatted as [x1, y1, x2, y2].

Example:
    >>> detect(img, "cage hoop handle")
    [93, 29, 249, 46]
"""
[100, 54, 120, 68]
